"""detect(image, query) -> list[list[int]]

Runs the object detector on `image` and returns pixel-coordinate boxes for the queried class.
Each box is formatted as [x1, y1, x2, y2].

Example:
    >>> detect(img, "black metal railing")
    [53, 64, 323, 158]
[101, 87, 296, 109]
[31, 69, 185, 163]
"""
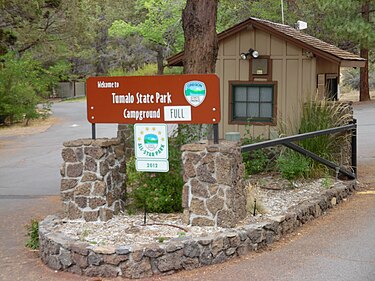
[241, 120, 357, 179]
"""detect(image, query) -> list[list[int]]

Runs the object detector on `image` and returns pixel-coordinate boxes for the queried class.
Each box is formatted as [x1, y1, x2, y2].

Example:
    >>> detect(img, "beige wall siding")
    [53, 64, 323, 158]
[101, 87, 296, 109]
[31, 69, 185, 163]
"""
[216, 27, 316, 139]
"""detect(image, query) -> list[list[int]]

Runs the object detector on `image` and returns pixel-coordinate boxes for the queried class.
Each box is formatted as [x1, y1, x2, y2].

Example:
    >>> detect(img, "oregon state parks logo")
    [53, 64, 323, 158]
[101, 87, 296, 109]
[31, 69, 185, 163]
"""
[184, 80, 206, 107]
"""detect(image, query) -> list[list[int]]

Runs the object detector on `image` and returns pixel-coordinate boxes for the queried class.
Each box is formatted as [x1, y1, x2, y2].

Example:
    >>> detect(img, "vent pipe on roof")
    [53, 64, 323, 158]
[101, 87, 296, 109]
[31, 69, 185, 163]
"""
[295, 20, 308, 30]
[281, 0, 284, 24]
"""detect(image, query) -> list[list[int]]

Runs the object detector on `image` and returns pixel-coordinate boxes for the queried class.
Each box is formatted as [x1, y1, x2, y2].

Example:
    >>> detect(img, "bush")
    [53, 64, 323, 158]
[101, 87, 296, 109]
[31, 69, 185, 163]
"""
[0, 53, 70, 124]
[277, 150, 311, 181]
[298, 98, 352, 177]
[126, 125, 199, 213]
[241, 124, 278, 175]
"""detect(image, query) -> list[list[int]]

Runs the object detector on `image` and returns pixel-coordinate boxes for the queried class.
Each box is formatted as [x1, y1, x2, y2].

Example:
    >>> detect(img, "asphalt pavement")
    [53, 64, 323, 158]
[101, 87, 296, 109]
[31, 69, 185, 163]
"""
[0, 100, 374, 281]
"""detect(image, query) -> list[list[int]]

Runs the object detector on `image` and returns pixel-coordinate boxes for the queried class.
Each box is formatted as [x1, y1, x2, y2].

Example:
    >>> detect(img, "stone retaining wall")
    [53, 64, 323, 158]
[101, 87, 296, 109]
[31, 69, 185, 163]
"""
[181, 142, 247, 227]
[60, 138, 126, 221]
[40, 181, 356, 279]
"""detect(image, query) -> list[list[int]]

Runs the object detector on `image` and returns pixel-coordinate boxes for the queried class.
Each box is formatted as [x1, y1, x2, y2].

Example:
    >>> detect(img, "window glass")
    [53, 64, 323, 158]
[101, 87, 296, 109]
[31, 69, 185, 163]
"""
[248, 87, 259, 102]
[260, 87, 272, 102]
[234, 103, 247, 117]
[247, 103, 259, 118]
[231, 83, 275, 123]
[234, 87, 247, 101]
[260, 103, 272, 118]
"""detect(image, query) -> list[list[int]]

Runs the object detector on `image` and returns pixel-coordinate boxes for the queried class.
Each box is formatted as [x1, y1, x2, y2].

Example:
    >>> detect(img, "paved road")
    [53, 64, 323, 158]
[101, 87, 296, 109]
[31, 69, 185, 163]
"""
[0, 100, 374, 281]
[0, 100, 116, 281]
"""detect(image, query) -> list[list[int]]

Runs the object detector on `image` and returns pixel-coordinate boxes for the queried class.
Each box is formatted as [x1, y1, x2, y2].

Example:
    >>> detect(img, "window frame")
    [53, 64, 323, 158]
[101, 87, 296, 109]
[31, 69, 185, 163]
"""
[249, 55, 272, 81]
[229, 81, 277, 125]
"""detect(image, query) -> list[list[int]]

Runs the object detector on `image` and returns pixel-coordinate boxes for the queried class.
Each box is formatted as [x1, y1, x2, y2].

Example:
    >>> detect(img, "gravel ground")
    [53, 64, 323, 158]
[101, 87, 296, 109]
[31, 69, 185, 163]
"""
[54, 176, 339, 247]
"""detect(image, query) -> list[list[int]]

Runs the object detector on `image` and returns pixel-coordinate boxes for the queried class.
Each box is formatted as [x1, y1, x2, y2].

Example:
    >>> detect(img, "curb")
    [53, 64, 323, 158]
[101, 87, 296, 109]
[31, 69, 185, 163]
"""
[39, 181, 356, 279]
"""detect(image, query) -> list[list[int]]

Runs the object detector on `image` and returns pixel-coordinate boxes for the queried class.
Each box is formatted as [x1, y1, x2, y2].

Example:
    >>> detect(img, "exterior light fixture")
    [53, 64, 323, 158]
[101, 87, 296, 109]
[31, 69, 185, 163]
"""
[240, 48, 259, 60]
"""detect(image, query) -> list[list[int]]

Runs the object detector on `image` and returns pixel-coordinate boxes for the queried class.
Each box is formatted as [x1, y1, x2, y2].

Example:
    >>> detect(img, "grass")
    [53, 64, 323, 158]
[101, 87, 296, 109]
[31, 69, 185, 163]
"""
[25, 219, 39, 250]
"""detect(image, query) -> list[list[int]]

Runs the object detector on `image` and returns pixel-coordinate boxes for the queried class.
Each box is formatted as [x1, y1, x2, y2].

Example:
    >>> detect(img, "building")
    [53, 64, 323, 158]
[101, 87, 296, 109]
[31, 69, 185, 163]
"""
[167, 17, 365, 139]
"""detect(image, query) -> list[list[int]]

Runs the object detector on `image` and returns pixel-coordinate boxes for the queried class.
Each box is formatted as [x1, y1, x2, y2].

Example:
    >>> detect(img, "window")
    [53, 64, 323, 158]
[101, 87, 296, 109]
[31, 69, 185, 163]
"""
[229, 81, 277, 125]
[249, 56, 272, 81]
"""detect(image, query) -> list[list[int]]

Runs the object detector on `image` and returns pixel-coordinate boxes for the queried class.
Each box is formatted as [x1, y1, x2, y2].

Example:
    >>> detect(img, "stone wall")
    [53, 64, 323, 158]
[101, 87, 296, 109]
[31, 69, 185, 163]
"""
[60, 138, 126, 221]
[181, 141, 247, 227]
[40, 181, 356, 279]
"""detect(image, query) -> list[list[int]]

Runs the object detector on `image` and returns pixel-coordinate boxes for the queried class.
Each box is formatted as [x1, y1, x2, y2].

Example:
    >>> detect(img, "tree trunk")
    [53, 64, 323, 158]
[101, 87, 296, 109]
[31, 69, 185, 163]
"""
[359, 1, 370, 101]
[182, 0, 219, 74]
[156, 45, 164, 75]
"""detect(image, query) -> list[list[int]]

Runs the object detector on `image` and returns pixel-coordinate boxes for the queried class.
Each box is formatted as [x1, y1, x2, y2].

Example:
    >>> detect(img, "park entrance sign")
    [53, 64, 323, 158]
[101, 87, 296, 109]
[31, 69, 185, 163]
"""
[86, 74, 220, 124]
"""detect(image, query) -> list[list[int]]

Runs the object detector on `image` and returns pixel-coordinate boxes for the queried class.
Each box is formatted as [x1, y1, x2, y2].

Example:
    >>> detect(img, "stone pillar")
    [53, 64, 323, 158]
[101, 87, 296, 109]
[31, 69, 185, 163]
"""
[60, 138, 126, 222]
[181, 141, 247, 228]
[117, 124, 134, 159]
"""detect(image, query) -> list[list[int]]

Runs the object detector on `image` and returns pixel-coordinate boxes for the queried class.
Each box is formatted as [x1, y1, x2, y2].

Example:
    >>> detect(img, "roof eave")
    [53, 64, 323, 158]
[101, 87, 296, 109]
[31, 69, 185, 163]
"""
[340, 60, 366, 68]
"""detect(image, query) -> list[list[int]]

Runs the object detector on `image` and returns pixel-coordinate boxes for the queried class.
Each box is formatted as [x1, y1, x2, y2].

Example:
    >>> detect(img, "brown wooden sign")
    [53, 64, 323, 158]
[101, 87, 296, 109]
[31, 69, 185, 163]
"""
[86, 74, 220, 124]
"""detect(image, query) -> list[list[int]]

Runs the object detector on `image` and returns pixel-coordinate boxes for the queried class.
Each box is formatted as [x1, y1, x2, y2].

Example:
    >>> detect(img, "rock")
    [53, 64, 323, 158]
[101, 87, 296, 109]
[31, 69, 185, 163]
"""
[92, 181, 106, 196]
[84, 264, 119, 278]
[191, 217, 215, 226]
[82, 172, 97, 182]
[87, 252, 102, 266]
[84, 157, 97, 172]
[84, 146, 105, 160]
[196, 165, 216, 184]
[120, 258, 152, 279]
[61, 179, 78, 191]
[62, 148, 78, 162]
[66, 163, 83, 177]
[155, 250, 183, 272]
[206, 195, 224, 216]
[183, 240, 200, 258]
[190, 198, 208, 216]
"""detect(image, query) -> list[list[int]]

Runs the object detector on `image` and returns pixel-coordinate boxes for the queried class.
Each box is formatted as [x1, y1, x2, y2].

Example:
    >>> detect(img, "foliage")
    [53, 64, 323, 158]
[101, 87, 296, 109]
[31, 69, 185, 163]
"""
[109, 0, 185, 74]
[342, 63, 375, 90]
[277, 150, 311, 181]
[277, 97, 353, 180]
[298, 97, 352, 176]
[25, 219, 39, 250]
[109, 64, 183, 77]
[293, 0, 375, 50]
[127, 124, 199, 213]
[217, 0, 298, 32]
[241, 124, 277, 176]
[0, 52, 68, 124]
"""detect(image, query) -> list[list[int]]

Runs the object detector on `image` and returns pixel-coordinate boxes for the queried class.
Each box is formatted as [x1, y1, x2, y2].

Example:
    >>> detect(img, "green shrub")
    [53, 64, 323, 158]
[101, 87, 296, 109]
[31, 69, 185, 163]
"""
[0, 53, 70, 124]
[126, 125, 199, 213]
[241, 124, 278, 175]
[25, 219, 39, 250]
[297, 98, 352, 177]
[277, 150, 311, 181]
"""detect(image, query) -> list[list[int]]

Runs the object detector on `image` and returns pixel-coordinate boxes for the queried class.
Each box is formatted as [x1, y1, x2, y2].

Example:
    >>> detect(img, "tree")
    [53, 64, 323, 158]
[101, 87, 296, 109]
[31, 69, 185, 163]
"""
[360, 1, 371, 101]
[0, 52, 69, 124]
[182, 0, 219, 74]
[293, 0, 375, 101]
[109, 0, 184, 74]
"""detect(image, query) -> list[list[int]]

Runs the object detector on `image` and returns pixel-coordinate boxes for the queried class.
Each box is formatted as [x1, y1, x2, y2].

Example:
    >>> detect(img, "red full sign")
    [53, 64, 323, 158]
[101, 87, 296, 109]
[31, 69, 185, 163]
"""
[86, 74, 220, 124]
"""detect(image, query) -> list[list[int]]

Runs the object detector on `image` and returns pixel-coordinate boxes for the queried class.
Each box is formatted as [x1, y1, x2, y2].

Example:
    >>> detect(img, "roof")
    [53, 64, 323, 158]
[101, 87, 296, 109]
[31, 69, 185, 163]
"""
[167, 17, 366, 68]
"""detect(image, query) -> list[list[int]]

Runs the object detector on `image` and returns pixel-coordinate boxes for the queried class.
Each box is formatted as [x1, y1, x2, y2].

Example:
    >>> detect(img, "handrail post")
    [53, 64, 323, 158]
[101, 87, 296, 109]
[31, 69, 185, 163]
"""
[351, 119, 357, 178]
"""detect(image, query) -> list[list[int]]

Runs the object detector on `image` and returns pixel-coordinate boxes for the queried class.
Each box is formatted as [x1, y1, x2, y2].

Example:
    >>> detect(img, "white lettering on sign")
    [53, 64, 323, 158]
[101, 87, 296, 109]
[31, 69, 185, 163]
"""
[98, 81, 119, 88]
[112, 92, 134, 103]
[123, 109, 161, 120]
[164, 106, 191, 121]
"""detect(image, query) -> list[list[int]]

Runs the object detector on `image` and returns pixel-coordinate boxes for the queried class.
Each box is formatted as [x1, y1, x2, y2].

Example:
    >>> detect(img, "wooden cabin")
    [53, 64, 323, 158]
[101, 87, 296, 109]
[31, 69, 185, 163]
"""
[167, 17, 365, 139]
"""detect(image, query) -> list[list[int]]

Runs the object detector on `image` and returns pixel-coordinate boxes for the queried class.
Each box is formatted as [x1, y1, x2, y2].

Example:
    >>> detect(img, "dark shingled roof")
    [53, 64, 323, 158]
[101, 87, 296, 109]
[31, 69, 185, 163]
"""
[167, 17, 365, 67]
